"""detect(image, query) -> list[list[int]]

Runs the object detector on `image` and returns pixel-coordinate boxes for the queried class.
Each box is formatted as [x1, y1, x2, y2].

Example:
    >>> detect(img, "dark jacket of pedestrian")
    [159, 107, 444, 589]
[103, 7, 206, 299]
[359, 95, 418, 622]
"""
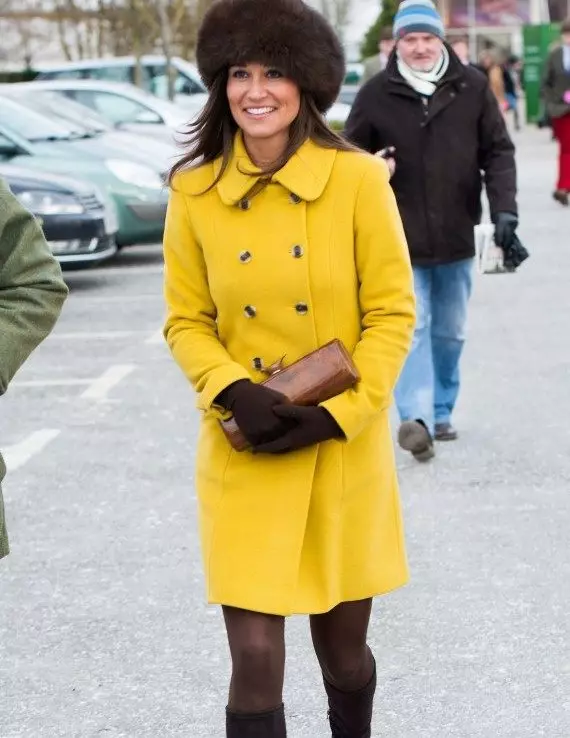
[541, 45, 570, 121]
[0, 178, 68, 559]
[344, 47, 517, 266]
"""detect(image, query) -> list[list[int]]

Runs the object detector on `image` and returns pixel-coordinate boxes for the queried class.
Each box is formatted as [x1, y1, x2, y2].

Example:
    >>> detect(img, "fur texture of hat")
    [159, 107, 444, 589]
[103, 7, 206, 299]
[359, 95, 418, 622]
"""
[196, 0, 345, 113]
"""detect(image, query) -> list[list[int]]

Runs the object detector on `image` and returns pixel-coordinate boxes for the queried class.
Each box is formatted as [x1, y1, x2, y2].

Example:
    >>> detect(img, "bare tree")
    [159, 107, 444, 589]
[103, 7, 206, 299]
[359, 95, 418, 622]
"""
[320, 0, 353, 41]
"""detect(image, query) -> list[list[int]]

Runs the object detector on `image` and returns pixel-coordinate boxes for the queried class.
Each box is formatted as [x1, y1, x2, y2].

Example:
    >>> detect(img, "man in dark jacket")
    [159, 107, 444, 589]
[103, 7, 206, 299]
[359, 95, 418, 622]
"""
[0, 178, 68, 558]
[345, 0, 518, 461]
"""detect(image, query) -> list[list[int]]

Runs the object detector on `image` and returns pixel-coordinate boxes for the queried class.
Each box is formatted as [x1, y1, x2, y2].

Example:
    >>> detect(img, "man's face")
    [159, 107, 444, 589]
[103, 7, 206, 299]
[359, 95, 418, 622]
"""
[379, 38, 395, 57]
[397, 32, 443, 72]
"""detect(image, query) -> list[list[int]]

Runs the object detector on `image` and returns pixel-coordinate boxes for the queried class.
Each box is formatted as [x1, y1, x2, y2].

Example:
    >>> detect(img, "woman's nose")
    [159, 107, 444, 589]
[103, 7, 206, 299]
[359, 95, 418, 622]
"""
[246, 77, 268, 99]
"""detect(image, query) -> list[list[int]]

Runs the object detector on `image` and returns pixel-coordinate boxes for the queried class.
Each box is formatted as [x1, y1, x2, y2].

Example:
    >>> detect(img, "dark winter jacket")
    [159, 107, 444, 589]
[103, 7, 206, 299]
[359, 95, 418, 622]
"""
[344, 49, 517, 265]
[541, 46, 570, 121]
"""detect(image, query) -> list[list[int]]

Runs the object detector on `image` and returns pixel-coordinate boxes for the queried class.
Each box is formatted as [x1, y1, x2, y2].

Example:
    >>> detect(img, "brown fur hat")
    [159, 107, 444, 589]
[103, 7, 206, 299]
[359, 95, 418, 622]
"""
[196, 0, 345, 113]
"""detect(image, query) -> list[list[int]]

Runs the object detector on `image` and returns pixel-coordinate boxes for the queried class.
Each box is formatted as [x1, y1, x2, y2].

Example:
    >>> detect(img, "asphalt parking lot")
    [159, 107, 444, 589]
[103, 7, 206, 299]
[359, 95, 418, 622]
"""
[1, 127, 569, 737]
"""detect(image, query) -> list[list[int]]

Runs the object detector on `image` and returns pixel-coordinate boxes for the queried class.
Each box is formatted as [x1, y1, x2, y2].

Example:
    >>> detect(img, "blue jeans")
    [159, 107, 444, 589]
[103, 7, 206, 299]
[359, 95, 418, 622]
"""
[395, 258, 473, 436]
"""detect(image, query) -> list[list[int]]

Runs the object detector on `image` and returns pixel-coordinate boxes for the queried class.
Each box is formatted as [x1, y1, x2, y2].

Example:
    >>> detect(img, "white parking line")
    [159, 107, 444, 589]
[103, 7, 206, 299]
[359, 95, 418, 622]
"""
[13, 379, 90, 388]
[3, 430, 61, 472]
[80, 365, 136, 400]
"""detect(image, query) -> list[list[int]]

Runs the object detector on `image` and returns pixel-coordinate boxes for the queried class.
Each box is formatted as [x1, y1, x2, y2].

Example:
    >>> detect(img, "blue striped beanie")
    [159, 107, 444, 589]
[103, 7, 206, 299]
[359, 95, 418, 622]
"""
[393, 0, 445, 39]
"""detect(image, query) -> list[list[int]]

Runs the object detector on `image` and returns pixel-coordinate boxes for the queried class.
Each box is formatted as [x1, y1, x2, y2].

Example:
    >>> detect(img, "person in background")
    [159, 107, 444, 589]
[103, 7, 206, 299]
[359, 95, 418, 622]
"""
[344, 0, 519, 461]
[541, 18, 570, 206]
[362, 26, 395, 82]
[0, 178, 68, 560]
[503, 54, 521, 131]
[478, 48, 507, 114]
[450, 34, 471, 65]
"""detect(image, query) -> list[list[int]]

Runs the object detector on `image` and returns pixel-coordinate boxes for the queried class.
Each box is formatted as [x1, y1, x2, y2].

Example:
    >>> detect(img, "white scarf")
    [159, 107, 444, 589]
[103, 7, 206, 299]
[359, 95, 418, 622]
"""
[397, 46, 450, 97]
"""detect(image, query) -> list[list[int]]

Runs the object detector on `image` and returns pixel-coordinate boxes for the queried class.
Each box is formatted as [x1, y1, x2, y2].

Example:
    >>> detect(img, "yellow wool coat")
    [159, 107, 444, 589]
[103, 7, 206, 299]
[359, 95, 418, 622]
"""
[163, 134, 416, 616]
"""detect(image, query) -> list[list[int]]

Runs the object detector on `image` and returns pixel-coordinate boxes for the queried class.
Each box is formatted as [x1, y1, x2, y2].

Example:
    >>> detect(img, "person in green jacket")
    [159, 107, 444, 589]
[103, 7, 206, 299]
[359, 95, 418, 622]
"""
[0, 177, 68, 559]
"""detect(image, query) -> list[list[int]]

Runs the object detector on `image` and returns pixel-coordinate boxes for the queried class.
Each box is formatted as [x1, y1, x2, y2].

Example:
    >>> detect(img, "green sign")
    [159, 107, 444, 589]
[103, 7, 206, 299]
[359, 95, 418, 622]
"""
[523, 23, 561, 123]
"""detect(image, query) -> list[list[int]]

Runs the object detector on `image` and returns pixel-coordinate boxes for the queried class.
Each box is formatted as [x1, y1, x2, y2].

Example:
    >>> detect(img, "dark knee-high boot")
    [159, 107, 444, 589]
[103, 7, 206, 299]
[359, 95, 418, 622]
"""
[226, 704, 287, 737]
[323, 660, 377, 738]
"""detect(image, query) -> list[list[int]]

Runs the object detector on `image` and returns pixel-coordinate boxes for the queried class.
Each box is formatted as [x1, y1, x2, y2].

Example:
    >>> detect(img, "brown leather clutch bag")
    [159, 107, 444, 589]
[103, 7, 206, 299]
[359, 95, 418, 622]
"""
[219, 339, 360, 452]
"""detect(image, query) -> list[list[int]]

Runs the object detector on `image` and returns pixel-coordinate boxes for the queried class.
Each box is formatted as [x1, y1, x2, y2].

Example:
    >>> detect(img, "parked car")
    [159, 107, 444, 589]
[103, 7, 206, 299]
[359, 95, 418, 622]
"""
[337, 85, 360, 108]
[0, 87, 178, 169]
[0, 100, 168, 247]
[35, 55, 209, 110]
[0, 164, 117, 267]
[6, 79, 195, 145]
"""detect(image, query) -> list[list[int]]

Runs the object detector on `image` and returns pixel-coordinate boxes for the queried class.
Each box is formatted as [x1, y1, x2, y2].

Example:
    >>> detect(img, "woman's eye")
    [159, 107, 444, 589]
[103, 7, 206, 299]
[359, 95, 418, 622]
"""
[266, 69, 283, 79]
[232, 69, 248, 79]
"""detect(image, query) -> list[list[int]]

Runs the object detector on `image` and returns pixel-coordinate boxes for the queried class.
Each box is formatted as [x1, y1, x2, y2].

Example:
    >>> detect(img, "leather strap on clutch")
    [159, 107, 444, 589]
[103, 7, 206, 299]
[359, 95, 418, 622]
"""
[219, 339, 360, 451]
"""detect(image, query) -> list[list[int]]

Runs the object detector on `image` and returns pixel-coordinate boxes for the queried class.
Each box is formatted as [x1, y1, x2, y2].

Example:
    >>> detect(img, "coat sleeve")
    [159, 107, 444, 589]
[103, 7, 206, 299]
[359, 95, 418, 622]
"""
[478, 84, 518, 217]
[162, 184, 251, 414]
[320, 159, 415, 441]
[344, 87, 382, 154]
[0, 179, 68, 395]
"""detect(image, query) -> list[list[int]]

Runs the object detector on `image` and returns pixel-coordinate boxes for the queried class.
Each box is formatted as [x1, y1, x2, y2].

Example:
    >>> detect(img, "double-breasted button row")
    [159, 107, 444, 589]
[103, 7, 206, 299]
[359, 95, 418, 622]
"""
[243, 303, 309, 319]
[240, 194, 301, 209]
[238, 245, 304, 263]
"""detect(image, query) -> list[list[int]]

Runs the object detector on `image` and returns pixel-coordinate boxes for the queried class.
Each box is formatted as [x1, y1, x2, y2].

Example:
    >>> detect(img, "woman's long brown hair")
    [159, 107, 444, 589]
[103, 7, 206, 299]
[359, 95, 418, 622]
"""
[168, 70, 358, 189]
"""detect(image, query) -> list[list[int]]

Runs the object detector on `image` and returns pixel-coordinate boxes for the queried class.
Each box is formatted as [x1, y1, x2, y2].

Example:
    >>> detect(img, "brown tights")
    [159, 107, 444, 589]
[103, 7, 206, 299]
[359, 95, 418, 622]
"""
[223, 599, 374, 713]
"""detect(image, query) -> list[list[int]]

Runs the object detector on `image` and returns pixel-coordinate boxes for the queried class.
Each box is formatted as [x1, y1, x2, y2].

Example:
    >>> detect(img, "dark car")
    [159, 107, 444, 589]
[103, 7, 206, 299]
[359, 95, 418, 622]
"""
[0, 165, 118, 268]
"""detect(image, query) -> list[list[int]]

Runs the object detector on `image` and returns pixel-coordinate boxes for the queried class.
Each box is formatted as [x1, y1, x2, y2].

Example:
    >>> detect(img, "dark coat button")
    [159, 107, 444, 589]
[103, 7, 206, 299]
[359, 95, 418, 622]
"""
[239, 199, 251, 211]
[295, 302, 309, 315]
[239, 250, 252, 263]
[290, 193, 302, 204]
[244, 305, 257, 318]
[292, 245, 303, 258]
[252, 357, 263, 371]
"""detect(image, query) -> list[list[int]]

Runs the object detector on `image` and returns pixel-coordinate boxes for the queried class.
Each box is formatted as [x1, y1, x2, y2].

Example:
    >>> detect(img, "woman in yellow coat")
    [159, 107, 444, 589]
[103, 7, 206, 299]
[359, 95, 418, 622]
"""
[163, 1, 415, 735]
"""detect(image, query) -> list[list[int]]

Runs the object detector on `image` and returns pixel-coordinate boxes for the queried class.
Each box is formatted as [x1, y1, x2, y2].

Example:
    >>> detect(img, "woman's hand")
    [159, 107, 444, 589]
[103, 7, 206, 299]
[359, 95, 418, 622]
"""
[217, 380, 293, 446]
[253, 405, 343, 454]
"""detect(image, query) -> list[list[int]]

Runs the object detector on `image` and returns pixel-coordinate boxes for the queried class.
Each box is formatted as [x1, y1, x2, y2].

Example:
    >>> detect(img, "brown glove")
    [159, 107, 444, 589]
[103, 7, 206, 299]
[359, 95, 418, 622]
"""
[216, 380, 292, 446]
[253, 404, 343, 455]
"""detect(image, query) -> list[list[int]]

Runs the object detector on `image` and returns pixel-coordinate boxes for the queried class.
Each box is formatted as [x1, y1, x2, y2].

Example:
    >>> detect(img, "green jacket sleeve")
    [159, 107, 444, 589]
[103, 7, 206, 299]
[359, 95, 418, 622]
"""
[0, 178, 68, 395]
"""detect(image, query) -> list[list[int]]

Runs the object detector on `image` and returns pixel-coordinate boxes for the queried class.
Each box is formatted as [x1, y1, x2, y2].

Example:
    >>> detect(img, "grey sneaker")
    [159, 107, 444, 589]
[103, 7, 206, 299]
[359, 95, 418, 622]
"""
[398, 420, 435, 462]
[434, 422, 458, 442]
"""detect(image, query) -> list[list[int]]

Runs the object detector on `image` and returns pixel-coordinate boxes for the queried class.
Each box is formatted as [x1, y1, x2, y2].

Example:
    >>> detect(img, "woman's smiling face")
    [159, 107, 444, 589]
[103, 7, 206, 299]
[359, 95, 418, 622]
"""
[227, 63, 301, 141]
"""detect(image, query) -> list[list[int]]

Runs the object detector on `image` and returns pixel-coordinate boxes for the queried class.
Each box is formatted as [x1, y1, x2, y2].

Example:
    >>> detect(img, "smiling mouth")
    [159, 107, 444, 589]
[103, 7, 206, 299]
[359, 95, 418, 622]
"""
[245, 107, 277, 117]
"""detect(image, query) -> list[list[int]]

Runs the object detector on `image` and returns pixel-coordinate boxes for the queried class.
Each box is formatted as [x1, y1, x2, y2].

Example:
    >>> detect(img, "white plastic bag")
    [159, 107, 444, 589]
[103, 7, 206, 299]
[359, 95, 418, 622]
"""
[474, 223, 506, 274]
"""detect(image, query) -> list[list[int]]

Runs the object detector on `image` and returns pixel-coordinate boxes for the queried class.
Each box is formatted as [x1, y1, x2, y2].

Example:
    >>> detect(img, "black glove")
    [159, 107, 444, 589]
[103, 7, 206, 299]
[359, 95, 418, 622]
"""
[253, 405, 343, 455]
[502, 233, 530, 272]
[216, 380, 292, 446]
[493, 212, 518, 250]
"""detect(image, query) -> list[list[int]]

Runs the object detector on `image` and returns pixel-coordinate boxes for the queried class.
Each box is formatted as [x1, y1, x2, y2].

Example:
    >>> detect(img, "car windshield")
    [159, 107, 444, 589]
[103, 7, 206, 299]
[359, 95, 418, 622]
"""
[2, 91, 107, 137]
[0, 96, 81, 141]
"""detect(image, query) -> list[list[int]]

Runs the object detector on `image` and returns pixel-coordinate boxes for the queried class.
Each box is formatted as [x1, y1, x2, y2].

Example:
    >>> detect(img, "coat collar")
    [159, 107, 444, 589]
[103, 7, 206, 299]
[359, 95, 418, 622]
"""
[215, 132, 337, 205]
